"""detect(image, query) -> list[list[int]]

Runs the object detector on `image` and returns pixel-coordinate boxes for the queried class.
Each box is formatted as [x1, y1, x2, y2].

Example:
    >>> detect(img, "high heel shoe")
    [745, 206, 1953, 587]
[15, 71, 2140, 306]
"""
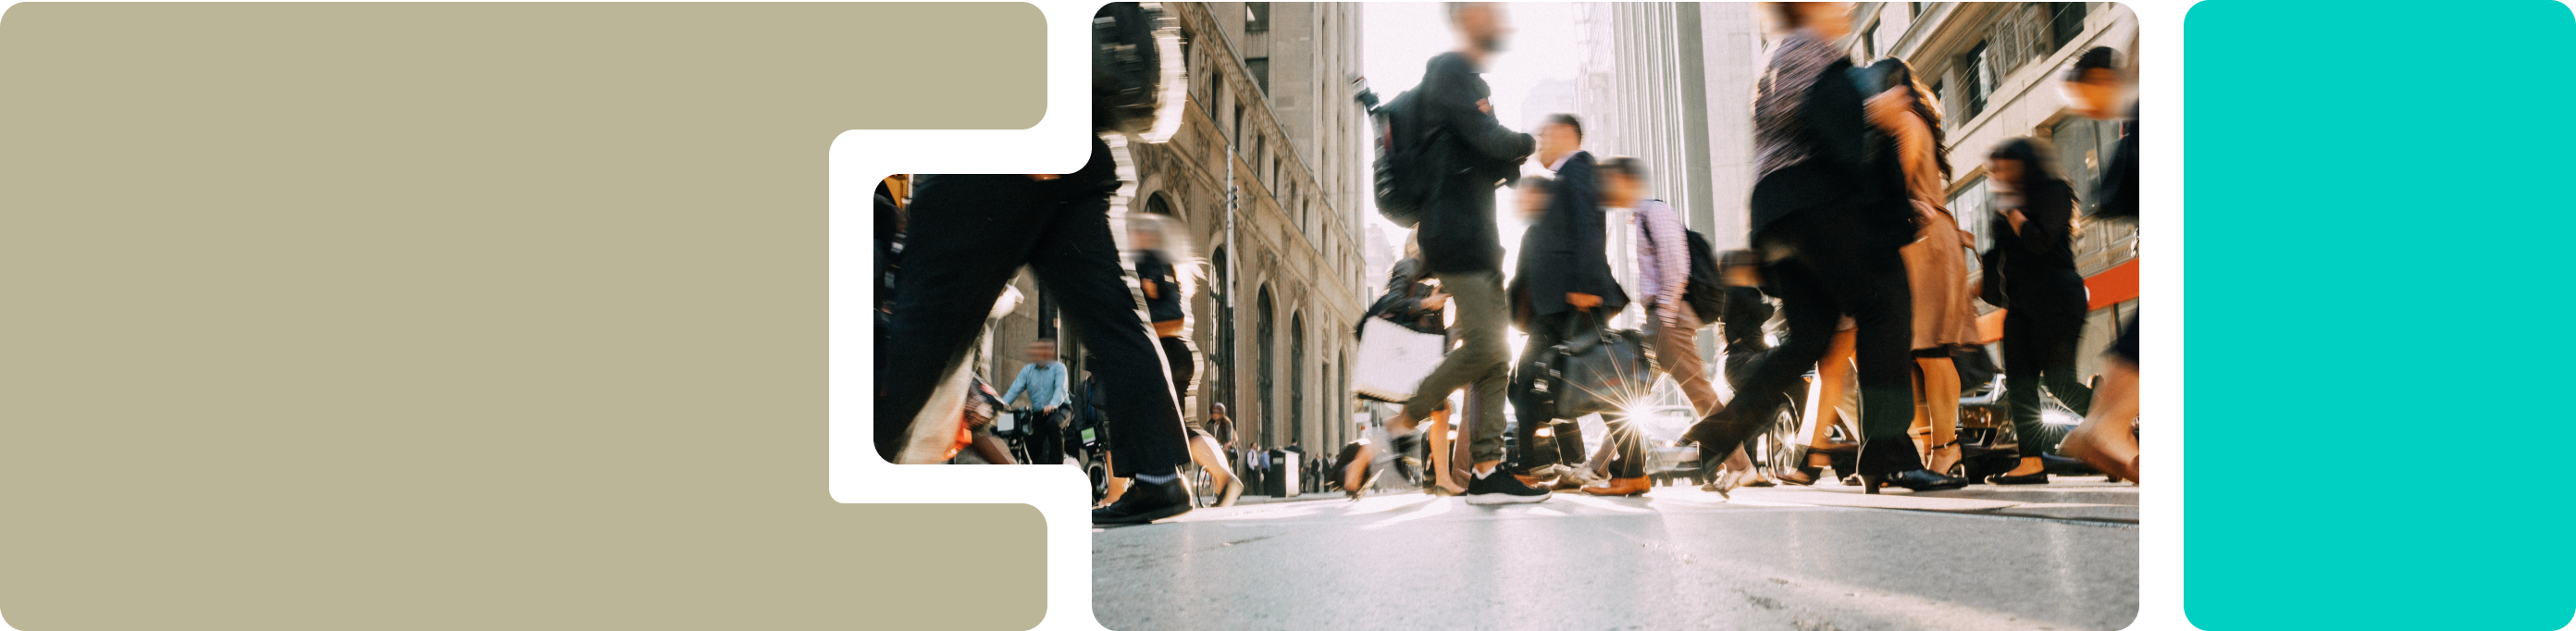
[1768, 447, 1827, 486]
[1860, 469, 1971, 494]
[1923, 440, 1963, 476]
[1985, 470, 2050, 485]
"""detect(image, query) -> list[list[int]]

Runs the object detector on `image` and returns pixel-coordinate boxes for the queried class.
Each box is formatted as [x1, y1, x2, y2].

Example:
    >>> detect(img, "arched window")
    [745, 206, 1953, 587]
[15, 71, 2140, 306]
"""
[1289, 311, 1306, 450]
[1146, 192, 1175, 218]
[1256, 287, 1275, 445]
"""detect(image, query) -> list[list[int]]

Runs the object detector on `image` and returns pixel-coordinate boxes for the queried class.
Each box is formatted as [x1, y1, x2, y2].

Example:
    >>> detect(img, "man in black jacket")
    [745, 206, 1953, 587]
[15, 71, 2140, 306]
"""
[1385, 2, 1547, 506]
[1506, 114, 1625, 485]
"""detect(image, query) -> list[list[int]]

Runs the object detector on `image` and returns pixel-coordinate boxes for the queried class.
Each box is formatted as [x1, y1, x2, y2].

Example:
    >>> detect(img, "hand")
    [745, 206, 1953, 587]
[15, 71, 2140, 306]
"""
[1567, 292, 1602, 309]
[1041, 405, 1058, 415]
[2005, 209, 2029, 234]
[1024, 174, 1060, 181]
[1476, 98, 1493, 115]
[1420, 291, 1449, 311]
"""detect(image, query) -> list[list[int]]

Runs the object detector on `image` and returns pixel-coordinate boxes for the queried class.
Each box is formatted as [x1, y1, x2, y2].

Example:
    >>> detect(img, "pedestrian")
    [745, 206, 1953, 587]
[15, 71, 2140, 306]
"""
[879, 129, 1197, 526]
[1979, 136, 2094, 486]
[1597, 155, 1782, 494]
[997, 340, 1071, 467]
[1683, 1, 1967, 494]
[2055, 46, 2140, 483]
[1505, 113, 1624, 493]
[1862, 57, 1982, 476]
[1380, 1, 1550, 506]
[1129, 213, 1245, 506]
[1346, 235, 1466, 496]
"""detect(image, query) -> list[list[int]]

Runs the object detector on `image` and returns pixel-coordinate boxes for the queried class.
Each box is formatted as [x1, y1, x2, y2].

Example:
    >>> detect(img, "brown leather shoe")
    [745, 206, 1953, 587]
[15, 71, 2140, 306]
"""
[1581, 476, 1651, 497]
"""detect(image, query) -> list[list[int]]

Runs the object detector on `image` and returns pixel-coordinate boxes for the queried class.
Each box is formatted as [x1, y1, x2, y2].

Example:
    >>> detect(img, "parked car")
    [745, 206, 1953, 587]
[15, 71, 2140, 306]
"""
[1634, 406, 1704, 487]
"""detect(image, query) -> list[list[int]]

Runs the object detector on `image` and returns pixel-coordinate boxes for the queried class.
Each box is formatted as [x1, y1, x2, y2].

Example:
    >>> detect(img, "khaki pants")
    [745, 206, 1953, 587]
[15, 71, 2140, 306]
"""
[1652, 306, 1725, 416]
[1403, 270, 1509, 465]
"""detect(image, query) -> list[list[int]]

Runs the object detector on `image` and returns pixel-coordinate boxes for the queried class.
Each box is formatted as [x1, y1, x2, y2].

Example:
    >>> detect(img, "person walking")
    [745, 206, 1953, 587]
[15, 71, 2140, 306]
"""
[1862, 58, 1982, 476]
[1980, 136, 2094, 486]
[1582, 156, 1709, 496]
[2055, 46, 2140, 482]
[1380, 2, 1549, 506]
[1682, 2, 1966, 494]
[1346, 235, 1467, 496]
[1128, 214, 1245, 506]
[1505, 114, 1625, 491]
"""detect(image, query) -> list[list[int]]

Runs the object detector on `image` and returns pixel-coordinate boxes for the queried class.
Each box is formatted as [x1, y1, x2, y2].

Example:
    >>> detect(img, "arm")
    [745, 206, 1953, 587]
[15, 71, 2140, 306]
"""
[1800, 63, 1874, 175]
[2010, 182, 2076, 257]
[1038, 369, 1070, 411]
[1648, 203, 1690, 321]
[1429, 57, 1535, 165]
[998, 365, 1033, 408]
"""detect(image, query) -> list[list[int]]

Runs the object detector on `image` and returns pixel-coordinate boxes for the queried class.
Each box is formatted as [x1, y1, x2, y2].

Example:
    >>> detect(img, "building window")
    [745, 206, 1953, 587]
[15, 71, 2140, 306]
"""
[2049, 3, 2089, 52]
[1289, 311, 1305, 449]
[1146, 192, 1175, 217]
[1257, 287, 1275, 442]
[1958, 41, 1993, 122]
[1950, 176, 1993, 254]
[1910, 3, 1926, 19]
[1246, 2, 1271, 33]
[1246, 56, 1270, 95]
[1860, 19, 1878, 60]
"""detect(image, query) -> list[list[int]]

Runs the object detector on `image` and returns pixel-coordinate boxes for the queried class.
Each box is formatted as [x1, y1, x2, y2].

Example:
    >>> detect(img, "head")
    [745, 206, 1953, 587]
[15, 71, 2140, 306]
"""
[1868, 57, 1951, 179]
[1987, 137, 2065, 192]
[1210, 403, 1227, 419]
[1447, 3, 1512, 57]
[2060, 46, 2129, 120]
[1597, 156, 1648, 206]
[1025, 340, 1059, 364]
[1534, 114, 1583, 162]
[1515, 176, 1554, 221]
[1762, 2, 1852, 39]
[1124, 213, 1199, 285]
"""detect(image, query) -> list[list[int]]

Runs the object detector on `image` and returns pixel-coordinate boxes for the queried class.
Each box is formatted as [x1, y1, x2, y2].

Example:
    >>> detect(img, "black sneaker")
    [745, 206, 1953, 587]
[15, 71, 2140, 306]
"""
[1463, 469, 1551, 505]
[1092, 476, 1193, 526]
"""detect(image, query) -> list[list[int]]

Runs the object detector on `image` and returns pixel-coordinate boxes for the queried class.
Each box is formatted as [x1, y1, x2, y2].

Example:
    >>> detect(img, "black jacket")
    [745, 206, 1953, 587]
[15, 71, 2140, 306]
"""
[1515, 151, 1628, 317]
[2095, 104, 2139, 221]
[1994, 178, 2087, 305]
[1414, 52, 1536, 276]
[1748, 58, 1913, 250]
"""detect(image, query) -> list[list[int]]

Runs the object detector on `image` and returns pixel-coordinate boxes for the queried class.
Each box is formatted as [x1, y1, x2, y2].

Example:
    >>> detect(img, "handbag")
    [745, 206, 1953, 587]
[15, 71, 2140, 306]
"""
[1537, 311, 1655, 418]
[1354, 318, 1446, 402]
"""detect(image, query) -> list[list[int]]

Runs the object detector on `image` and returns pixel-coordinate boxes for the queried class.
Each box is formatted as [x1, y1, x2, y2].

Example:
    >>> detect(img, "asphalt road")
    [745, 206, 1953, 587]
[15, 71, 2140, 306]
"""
[1094, 479, 2137, 631]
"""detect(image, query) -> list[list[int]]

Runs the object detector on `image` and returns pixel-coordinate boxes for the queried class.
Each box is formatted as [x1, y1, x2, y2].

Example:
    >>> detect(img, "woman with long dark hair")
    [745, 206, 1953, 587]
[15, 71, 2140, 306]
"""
[1127, 213, 1246, 505]
[1981, 137, 2093, 485]
[1682, 2, 1966, 493]
[1865, 58, 1982, 476]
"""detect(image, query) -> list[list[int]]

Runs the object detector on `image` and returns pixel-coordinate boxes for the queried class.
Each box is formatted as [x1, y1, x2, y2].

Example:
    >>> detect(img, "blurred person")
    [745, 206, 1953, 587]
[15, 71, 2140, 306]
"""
[1129, 214, 1244, 506]
[1863, 58, 1981, 476]
[1381, 1, 1549, 506]
[2056, 46, 2140, 482]
[1506, 113, 1623, 491]
[1350, 234, 1467, 495]
[1586, 156, 1724, 496]
[1682, 2, 1967, 494]
[1982, 137, 2094, 485]
[882, 142, 1196, 526]
[997, 340, 1071, 467]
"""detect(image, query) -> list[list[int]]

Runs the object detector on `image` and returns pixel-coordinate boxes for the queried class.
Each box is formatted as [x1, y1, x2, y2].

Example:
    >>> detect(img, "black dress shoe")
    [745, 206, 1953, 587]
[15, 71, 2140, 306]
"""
[1985, 470, 2050, 486]
[1092, 476, 1193, 525]
[1861, 469, 1972, 494]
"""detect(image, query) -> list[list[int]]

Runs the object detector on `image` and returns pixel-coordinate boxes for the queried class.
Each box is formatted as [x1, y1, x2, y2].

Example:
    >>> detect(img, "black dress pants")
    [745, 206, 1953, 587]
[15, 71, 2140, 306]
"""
[876, 140, 1190, 476]
[2002, 289, 2093, 458]
[1696, 210, 1926, 476]
[1508, 310, 1598, 474]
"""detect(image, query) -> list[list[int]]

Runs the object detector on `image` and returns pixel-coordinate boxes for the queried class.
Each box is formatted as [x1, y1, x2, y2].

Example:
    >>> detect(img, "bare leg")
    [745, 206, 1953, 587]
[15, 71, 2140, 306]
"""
[2062, 358, 2140, 482]
[1189, 434, 1233, 490]
[1422, 408, 1465, 494]
[968, 428, 1017, 464]
[1344, 442, 1378, 495]
[1803, 328, 1858, 469]
[1916, 356, 1963, 474]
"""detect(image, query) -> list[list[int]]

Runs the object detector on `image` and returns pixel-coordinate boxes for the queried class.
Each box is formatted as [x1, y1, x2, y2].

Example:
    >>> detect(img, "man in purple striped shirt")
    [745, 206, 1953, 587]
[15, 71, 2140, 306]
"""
[1591, 157, 1747, 495]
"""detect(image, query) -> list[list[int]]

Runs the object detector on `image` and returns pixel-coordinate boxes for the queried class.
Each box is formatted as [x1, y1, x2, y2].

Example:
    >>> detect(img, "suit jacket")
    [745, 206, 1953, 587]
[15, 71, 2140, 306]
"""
[1414, 52, 1536, 276]
[1515, 151, 1628, 318]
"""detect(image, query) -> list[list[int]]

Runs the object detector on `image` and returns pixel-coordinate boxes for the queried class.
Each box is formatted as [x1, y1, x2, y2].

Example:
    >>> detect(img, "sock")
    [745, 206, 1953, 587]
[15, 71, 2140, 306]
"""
[1134, 468, 1177, 485]
[1472, 465, 1494, 479]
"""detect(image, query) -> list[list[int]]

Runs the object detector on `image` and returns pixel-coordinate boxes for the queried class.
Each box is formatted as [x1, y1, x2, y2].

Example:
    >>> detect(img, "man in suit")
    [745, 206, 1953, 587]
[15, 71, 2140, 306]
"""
[1505, 114, 1628, 487]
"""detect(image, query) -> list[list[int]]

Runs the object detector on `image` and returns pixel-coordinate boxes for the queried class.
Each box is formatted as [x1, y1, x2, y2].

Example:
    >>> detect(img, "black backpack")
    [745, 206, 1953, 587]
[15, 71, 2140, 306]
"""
[1366, 87, 1442, 228]
[1093, 3, 1183, 139]
[1679, 229, 1726, 324]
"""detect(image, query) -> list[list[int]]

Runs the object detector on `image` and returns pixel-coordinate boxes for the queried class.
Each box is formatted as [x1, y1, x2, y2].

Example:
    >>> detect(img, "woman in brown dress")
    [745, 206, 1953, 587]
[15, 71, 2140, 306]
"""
[1864, 58, 1981, 475]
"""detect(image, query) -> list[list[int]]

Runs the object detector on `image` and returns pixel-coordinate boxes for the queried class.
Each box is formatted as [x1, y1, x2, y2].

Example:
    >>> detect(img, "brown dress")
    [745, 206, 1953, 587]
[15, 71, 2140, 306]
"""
[1892, 111, 1981, 351]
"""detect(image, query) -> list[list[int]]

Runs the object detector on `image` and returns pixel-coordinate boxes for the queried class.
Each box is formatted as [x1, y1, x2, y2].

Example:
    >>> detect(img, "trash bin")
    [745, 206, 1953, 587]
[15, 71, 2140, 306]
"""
[1265, 449, 1300, 498]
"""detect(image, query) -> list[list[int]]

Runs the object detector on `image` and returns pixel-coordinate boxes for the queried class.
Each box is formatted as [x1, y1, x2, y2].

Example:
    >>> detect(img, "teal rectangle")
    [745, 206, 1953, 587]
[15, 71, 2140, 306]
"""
[2186, 2, 2576, 629]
